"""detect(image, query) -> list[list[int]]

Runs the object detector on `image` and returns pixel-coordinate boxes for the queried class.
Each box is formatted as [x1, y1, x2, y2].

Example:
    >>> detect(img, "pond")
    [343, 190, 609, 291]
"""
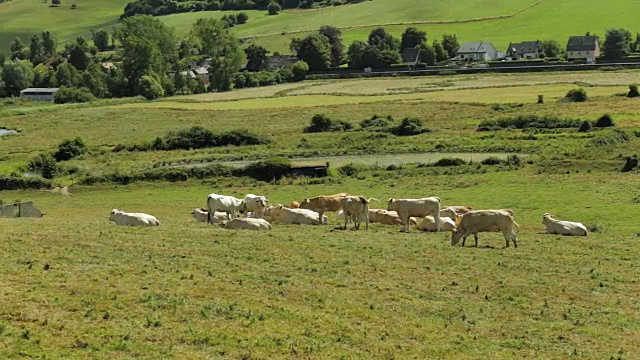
[0, 128, 18, 137]
[182, 152, 522, 169]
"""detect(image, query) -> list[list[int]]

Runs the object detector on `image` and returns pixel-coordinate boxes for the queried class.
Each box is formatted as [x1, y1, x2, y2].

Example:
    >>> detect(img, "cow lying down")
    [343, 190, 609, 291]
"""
[265, 205, 327, 225]
[417, 216, 456, 232]
[109, 209, 160, 227]
[191, 208, 229, 223]
[542, 213, 588, 236]
[219, 218, 272, 230]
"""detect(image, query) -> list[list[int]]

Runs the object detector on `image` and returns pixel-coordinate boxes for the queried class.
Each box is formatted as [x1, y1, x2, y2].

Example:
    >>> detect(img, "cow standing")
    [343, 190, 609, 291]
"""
[387, 197, 441, 232]
[451, 209, 519, 248]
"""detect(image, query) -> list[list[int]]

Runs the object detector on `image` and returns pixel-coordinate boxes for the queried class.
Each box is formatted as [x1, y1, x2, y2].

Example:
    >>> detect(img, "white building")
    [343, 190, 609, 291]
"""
[19, 88, 59, 101]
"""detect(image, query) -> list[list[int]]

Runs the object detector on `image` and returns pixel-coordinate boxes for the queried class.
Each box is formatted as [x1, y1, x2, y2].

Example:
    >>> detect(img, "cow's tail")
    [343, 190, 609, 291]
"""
[434, 197, 441, 232]
[206, 195, 212, 224]
[510, 220, 520, 240]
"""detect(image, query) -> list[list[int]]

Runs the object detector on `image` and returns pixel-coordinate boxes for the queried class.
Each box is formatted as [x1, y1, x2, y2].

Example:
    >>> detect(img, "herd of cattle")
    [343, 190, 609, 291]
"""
[108, 192, 590, 247]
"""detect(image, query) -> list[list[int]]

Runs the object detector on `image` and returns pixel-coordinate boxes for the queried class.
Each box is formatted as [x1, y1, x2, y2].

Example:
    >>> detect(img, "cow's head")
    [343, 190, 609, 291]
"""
[299, 199, 310, 209]
[541, 213, 552, 223]
[108, 209, 119, 222]
[386, 198, 396, 211]
[451, 228, 463, 246]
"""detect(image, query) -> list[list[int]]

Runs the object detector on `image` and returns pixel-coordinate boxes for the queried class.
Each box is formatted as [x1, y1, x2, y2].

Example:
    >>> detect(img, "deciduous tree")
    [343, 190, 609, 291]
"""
[602, 28, 633, 59]
[400, 27, 427, 51]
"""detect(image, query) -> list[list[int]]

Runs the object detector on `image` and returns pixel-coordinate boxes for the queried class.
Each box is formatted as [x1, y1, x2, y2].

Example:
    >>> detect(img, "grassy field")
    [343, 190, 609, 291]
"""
[1, 70, 640, 357]
[3, 0, 640, 55]
[0, 0, 130, 52]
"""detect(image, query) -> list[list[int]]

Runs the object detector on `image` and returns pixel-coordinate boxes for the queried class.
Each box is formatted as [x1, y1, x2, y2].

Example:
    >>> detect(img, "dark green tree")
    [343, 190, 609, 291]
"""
[432, 40, 447, 62]
[267, 1, 280, 15]
[41, 31, 57, 58]
[368, 27, 399, 51]
[294, 33, 331, 71]
[68, 37, 90, 70]
[441, 34, 459, 59]
[347, 40, 367, 69]
[416, 43, 436, 65]
[191, 18, 244, 92]
[541, 40, 561, 58]
[602, 28, 633, 59]
[236, 12, 249, 24]
[30, 34, 45, 65]
[11, 37, 27, 59]
[400, 27, 427, 51]
[244, 44, 269, 71]
[55, 62, 81, 87]
[319, 25, 344, 66]
[92, 30, 109, 51]
[2, 60, 34, 96]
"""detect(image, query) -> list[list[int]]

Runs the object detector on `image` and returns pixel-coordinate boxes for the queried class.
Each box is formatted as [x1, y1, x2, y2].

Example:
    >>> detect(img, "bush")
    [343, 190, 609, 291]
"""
[621, 154, 639, 172]
[338, 163, 363, 177]
[242, 157, 291, 181]
[594, 114, 615, 128]
[507, 154, 522, 167]
[578, 120, 592, 132]
[360, 114, 395, 130]
[564, 88, 588, 102]
[53, 137, 88, 162]
[291, 61, 309, 81]
[28, 153, 59, 179]
[304, 114, 352, 133]
[477, 115, 582, 130]
[54, 86, 96, 104]
[389, 117, 430, 136]
[480, 156, 503, 165]
[433, 158, 466, 167]
[236, 12, 249, 24]
[140, 75, 165, 100]
[588, 129, 630, 147]
[628, 85, 640, 98]
[267, 1, 281, 15]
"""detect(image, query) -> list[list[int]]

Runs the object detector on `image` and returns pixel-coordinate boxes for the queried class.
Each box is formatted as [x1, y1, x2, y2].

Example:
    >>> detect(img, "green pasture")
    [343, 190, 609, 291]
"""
[1, 168, 639, 358]
[0, 0, 130, 52]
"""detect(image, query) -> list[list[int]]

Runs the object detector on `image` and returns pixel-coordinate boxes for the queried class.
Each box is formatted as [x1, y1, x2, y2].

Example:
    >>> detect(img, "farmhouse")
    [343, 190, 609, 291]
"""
[19, 88, 59, 101]
[566, 35, 600, 63]
[401, 47, 421, 66]
[505, 40, 543, 60]
[457, 42, 498, 62]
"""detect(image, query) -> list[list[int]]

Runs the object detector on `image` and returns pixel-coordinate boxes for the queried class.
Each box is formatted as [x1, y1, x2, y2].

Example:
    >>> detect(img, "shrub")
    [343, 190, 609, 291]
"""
[389, 117, 430, 136]
[480, 156, 503, 165]
[291, 61, 309, 81]
[433, 158, 466, 167]
[242, 157, 291, 181]
[507, 154, 522, 167]
[578, 120, 592, 132]
[628, 85, 640, 98]
[477, 115, 582, 130]
[53, 137, 87, 162]
[589, 129, 630, 147]
[338, 163, 361, 177]
[594, 114, 615, 128]
[360, 114, 395, 130]
[28, 153, 59, 179]
[267, 1, 281, 15]
[537, 94, 544, 104]
[236, 12, 249, 24]
[304, 114, 352, 133]
[621, 154, 638, 172]
[564, 88, 587, 102]
[140, 75, 165, 100]
[54, 86, 96, 104]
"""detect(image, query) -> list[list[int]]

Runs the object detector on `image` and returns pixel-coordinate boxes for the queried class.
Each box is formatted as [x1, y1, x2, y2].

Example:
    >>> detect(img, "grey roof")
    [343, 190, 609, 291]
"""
[401, 48, 421, 64]
[20, 88, 59, 93]
[458, 42, 495, 54]
[506, 41, 542, 55]
[567, 36, 599, 51]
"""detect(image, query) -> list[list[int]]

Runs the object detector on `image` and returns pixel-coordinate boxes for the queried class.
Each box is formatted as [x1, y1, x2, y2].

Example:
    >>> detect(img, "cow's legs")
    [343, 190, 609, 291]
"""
[343, 212, 348, 230]
[474, 233, 479, 247]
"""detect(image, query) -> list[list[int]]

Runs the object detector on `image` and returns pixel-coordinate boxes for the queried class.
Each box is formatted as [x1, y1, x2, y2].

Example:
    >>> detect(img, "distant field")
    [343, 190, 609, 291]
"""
[4, 0, 640, 55]
[0, 0, 130, 52]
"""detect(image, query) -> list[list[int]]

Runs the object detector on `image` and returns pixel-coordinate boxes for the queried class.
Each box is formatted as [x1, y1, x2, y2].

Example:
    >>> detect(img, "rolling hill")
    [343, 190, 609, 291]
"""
[1, 0, 639, 55]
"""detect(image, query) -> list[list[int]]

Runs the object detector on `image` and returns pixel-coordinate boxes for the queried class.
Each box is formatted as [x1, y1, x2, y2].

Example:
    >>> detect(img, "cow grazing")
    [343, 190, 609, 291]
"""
[418, 216, 456, 232]
[451, 209, 519, 248]
[440, 206, 474, 219]
[541, 213, 588, 236]
[219, 218, 272, 230]
[289, 201, 300, 209]
[265, 204, 327, 225]
[191, 208, 227, 223]
[300, 193, 349, 224]
[206, 194, 245, 223]
[387, 197, 441, 232]
[243, 194, 268, 218]
[109, 209, 160, 227]
[341, 196, 378, 230]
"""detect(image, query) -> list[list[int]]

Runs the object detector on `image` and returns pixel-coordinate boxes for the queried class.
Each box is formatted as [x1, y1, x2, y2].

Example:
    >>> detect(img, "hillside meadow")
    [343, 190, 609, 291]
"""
[1, 70, 640, 357]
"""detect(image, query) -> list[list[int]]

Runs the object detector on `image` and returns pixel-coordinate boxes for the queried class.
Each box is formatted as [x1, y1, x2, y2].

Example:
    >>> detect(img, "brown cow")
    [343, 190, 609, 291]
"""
[289, 201, 300, 209]
[300, 193, 349, 224]
[451, 209, 519, 248]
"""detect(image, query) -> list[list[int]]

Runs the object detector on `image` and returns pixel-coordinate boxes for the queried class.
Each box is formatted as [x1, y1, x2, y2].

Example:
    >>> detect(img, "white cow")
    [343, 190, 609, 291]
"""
[418, 216, 456, 232]
[451, 209, 519, 248]
[220, 218, 272, 230]
[109, 209, 160, 227]
[387, 197, 441, 232]
[541, 213, 588, 236]
[206, 193, 245, 223]
[191, 208, 227, 223]
[265, 205, 327, 225]
[341, 196, 377, 230]
[243, 194, 268, 218]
